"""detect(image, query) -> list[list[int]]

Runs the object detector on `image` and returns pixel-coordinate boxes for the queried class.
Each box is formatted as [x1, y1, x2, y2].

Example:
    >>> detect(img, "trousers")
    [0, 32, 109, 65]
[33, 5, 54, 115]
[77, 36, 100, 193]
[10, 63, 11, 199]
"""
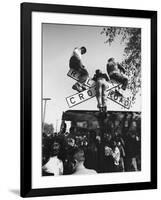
[69, 55, 89, 83]
[110, 72, 128, 90]
[96, 78, 109, 107]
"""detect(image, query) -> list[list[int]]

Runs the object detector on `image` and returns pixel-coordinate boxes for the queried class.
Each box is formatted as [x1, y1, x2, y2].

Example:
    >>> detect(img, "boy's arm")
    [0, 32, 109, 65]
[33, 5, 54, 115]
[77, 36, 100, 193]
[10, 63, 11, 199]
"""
[106, 72, 110, 81]
[92, 74, 97, 81]
[117, 63, 126, 73]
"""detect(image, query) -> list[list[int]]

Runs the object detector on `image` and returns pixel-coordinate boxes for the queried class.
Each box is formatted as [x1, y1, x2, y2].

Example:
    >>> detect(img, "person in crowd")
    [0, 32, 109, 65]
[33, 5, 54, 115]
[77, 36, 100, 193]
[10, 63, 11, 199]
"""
[63, 145, 76, 175]
[84, 131, 99, 171]
[42, 145, 50, 167]
[92, 69, 110, 112]
[112, 141, 121, 168]
[102, 133, 116, 172]
[42, 132, 55, 166]
[124, 121, 139, 171]
[60, 120, 67, 134]
[69, 46, 89, 92]
[42, 137, 64, 176]
[112, 130, 125, 172]
[71, 147, 97, 175]
[67, 137, 75, 147]
[82, 135, 88, 147]
[106, 57, 128, 90]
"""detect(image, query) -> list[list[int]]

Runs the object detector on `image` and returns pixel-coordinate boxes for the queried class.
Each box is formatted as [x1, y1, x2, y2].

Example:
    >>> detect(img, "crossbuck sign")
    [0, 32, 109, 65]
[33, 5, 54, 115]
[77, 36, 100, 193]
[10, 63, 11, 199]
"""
[66, 69, 131, 109]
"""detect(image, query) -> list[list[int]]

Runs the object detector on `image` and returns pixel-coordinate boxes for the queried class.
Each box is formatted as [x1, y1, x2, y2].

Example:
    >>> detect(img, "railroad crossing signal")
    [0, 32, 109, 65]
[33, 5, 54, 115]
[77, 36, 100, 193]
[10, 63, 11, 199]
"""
[66, 69, 131, 109]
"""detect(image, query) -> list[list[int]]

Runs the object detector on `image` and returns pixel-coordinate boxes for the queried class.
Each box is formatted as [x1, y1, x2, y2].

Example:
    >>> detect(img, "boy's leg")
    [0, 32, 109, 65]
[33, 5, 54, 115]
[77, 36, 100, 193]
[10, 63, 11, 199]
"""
[71, 67, 89, 92]
[72, 82, 84, 92]
[110, 73, 128, 90]
[121, 75, 128, 90]
[96, 80, 103, 108]
[78, 67, 89, 83]
[100, 80, 108, 112]
[102, 83, 107, 107]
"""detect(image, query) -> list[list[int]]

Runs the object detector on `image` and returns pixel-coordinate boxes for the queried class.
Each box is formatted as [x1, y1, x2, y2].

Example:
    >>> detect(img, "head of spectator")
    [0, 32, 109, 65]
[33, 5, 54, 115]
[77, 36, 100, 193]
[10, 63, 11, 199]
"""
[50, 137, 61, 157]
[114, 119, 120, 127]
[67, 137, 75, 147]
[89, 131, 96, 142]
[124, 120, 129, 128]
[131, 121, 137, 129]
[129, 120, 137, 133]
[104, 133, 112, 141]
[117, 141, 122, 147]
[104, 146, 113, 156]
[69, 146, 97, 175]
[72, 147, 85, 163]
[96, 135, 101, 144]
[114, 131, 120, 137]
[67, 147, 85, 172]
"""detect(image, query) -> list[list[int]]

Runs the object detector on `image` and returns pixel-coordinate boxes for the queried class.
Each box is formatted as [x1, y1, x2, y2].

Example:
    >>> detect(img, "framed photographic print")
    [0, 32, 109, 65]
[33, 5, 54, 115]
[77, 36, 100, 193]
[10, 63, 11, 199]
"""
[21, 2, 157, 197]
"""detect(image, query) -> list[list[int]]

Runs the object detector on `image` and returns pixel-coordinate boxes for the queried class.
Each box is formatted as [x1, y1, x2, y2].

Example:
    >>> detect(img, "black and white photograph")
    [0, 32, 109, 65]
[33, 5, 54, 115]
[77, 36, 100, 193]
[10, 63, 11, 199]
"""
[20, 3, 157, 197]
[42, 24, 141, 176]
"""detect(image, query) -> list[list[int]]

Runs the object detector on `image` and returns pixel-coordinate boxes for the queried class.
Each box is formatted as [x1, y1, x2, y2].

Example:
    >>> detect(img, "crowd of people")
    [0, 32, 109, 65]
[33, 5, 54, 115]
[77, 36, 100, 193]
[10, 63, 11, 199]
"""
[42, 112, 141, 176]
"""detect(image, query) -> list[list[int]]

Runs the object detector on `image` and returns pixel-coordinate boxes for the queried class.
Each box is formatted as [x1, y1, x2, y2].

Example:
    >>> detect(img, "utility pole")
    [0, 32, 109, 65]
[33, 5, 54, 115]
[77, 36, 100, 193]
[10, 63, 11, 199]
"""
[42, 98, 51, 132]
[56, 119, 58, 133]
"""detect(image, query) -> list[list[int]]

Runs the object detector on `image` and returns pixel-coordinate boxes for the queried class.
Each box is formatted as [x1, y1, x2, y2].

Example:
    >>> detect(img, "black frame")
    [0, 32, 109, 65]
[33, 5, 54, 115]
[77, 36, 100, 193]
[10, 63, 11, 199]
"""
[21, 2, 157, 197]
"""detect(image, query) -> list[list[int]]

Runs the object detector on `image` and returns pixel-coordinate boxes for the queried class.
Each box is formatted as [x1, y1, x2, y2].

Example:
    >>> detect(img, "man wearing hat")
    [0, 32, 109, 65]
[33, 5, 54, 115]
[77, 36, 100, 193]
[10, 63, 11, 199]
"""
[69, 46, 89, 92]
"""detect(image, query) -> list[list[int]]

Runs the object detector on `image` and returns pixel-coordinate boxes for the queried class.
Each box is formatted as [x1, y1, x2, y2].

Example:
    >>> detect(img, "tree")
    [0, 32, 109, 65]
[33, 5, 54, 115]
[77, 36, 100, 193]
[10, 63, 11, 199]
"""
[101, 27, 141, 99]
[43, 123, 54, 136]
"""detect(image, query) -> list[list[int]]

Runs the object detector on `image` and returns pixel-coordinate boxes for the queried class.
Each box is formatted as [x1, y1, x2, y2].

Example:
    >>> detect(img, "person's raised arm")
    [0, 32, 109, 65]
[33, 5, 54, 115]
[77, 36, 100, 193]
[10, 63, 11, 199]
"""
[92, 74, 97, 82]
[106, 72, 110, 81]
[117, 63, 126, 74]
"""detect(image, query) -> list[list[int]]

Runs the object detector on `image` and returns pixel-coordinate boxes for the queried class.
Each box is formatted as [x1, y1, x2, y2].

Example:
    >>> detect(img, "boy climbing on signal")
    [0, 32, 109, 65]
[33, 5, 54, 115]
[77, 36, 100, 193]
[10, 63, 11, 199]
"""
[106, 58, 128, 91]
[69, 47, 89, 92]
[92, 69, 110, 112]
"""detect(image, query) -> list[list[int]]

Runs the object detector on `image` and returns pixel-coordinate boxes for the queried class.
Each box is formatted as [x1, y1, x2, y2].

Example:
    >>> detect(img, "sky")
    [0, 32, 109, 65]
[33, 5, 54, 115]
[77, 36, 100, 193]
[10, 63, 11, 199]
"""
[42, 23, 141, 130]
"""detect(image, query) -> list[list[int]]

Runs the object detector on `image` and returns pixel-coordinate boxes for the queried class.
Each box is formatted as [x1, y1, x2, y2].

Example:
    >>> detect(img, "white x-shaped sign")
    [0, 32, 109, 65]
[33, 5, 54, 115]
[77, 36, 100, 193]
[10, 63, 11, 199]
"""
[66, 69, 131, 109]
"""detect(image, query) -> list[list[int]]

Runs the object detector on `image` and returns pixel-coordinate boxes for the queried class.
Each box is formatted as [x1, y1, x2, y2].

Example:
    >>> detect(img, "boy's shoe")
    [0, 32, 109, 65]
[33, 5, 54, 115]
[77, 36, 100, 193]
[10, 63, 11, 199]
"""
[81, 85, 88, 91]
[72, 83, 83, 92]
[115, 89, 123, 97]
[121, 84, 127, 90]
